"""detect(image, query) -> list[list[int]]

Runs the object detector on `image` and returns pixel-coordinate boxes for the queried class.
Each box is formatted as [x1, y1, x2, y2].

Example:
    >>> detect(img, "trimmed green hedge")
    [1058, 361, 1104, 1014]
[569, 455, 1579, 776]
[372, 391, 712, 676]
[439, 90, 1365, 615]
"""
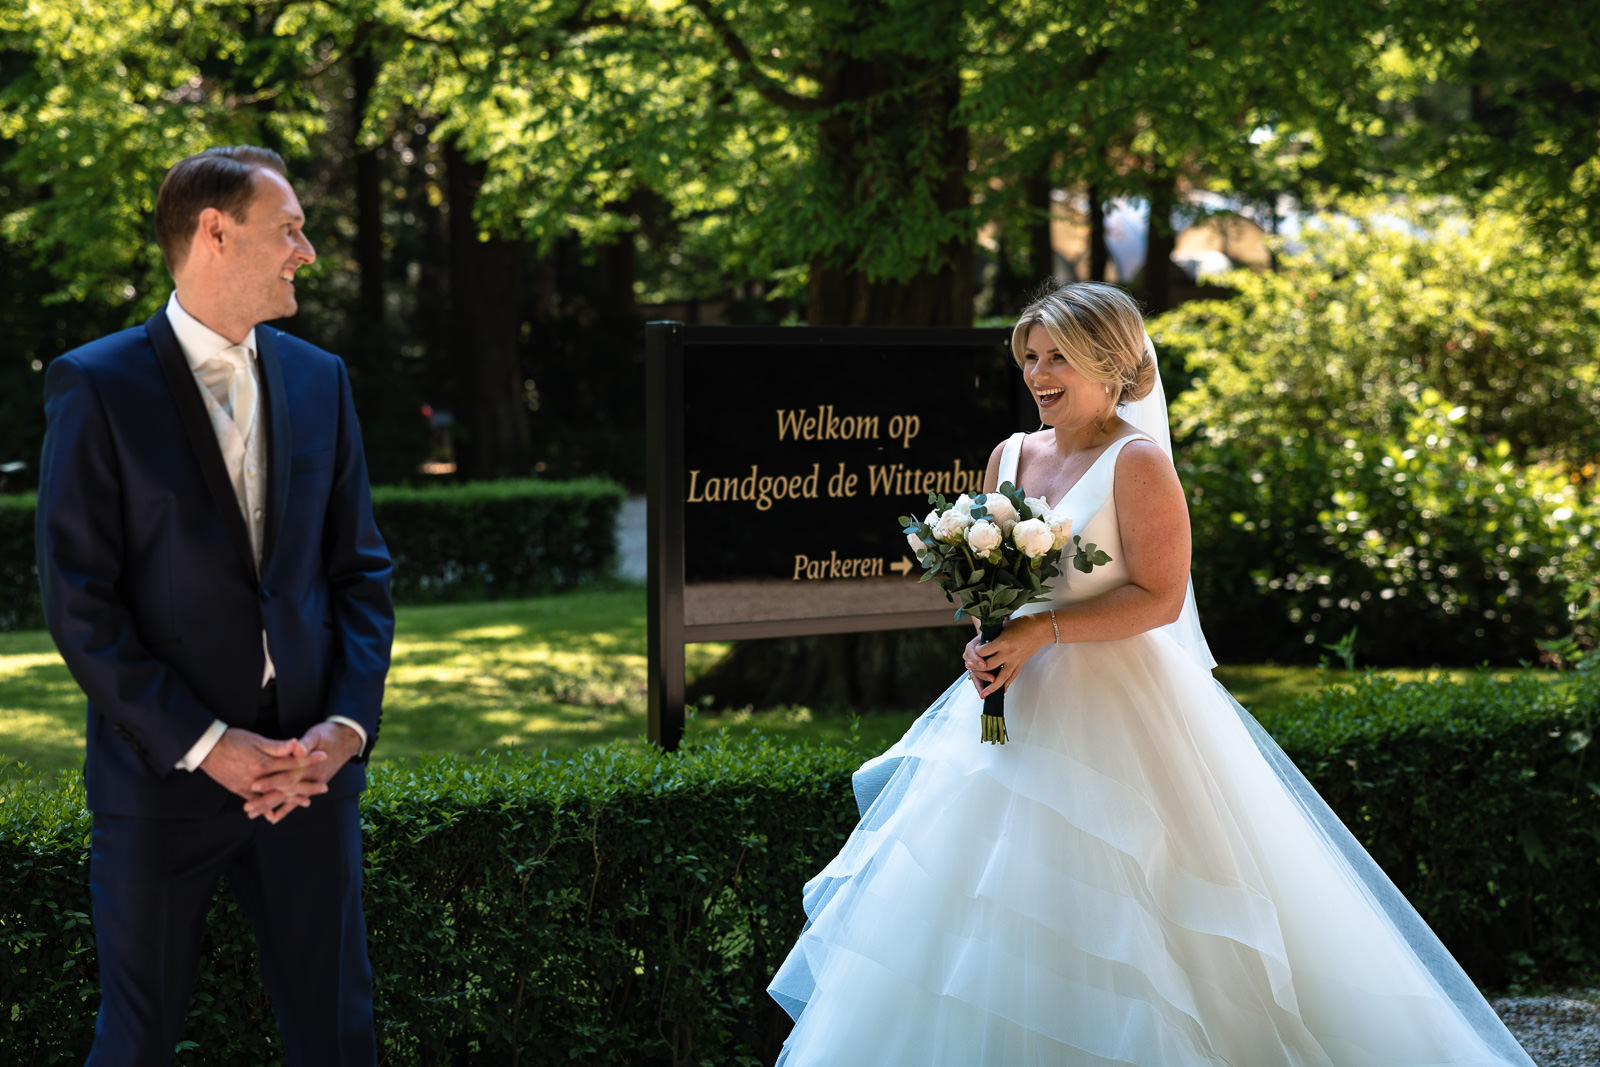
[2, 674, 1596, 1063]
[0, 477, 625, 630]
[370, 477, 624, 603]
[0, 738, 862, 1066]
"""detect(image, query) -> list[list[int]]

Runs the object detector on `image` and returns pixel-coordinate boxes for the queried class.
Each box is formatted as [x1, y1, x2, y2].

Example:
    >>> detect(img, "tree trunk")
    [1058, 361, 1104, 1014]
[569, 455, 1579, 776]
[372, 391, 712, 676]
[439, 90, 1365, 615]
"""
[1143, 172, 1177, 314]
[1024, 167, 1055, 290]
[351, 42, 384, 365]
[445, 140, 532, 479]
[1088, 182, 1109, 283]
[806, 58, 972, 327]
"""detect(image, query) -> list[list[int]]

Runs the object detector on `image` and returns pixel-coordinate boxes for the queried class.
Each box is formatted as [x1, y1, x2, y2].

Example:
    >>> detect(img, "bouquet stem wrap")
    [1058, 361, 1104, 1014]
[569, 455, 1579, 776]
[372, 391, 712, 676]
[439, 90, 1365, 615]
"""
[979, 620, 1008, 744]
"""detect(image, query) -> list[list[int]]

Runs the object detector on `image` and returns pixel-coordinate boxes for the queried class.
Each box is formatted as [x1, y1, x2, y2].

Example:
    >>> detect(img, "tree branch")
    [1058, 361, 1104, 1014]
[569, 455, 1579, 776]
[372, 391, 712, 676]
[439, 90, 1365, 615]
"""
[683, 0, 823, 113]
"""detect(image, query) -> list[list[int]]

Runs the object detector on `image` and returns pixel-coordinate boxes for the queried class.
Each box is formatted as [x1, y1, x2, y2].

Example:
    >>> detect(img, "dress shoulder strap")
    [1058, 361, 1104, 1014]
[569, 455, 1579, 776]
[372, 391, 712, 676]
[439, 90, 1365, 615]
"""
[1069, 432, 1157, 515]
[996, 431, 1028, 488]
[1101, 432, 1154, 467]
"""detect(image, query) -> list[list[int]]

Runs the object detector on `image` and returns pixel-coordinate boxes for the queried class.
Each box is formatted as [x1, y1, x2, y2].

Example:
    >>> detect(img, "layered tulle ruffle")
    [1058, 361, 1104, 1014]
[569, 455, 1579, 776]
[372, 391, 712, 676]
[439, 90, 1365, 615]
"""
[769, 632, 1533, 1066]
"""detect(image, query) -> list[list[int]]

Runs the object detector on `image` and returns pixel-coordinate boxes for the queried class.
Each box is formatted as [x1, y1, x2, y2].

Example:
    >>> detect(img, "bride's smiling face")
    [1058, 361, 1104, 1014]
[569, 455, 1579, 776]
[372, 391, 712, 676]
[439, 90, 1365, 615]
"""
[1022, 324, 1106, 427]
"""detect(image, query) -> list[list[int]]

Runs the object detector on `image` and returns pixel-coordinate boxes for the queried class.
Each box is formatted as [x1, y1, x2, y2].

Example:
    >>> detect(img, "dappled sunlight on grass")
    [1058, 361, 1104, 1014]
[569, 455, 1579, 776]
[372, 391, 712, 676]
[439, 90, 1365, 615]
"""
[447, 624, 530, 643]
[0, 653, 70, 673]
[0, 585, 1569, 777]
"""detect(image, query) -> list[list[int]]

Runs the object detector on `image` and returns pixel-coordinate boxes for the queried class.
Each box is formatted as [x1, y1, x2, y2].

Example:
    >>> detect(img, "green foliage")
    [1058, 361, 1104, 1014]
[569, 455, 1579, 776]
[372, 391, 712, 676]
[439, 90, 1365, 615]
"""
[0, 494, 38, 631]
[1373, 7, 1600, 247]
[1537, 575, 1600, 674]
[0, 0, 323, 317]
[1164, 201, 1600, 466]
[1254, 671, 1600, 984]
[0, 478, 624, 631]
[4, 673, 1597, 1061]
[1158, 203, 1600, 665]
[371, 477, 625, 603]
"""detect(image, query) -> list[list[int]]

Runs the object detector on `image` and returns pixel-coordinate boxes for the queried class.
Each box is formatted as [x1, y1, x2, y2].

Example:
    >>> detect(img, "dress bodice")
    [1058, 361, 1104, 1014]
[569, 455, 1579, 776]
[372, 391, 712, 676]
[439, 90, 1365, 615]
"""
[997, 431, 1148, 615]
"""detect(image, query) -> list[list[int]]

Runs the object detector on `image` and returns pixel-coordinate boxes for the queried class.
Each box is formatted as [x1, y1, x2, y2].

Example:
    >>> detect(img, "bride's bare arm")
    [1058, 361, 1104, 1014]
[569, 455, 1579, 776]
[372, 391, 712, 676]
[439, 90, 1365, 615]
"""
[974, 440, 1190, 695]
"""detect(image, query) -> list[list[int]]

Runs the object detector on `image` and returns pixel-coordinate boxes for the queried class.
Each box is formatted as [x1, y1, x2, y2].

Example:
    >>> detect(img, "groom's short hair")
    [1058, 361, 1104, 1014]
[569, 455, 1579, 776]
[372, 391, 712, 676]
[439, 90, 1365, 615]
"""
[154, 145, 288, 273]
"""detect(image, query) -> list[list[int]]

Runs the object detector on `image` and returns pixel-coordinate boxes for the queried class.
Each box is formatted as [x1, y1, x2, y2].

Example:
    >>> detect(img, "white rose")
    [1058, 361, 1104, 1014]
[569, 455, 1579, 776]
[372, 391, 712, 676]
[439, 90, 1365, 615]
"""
[1023, 496, 1051, 520]
[1048, 513, 1073, 552]
[967, 519, 1002, 556]
[982, 494, 1018, 534]
[933, 508, 973, 544]
[1013, 517, 1055, 558]
[953, 493, 976, 515]
[907, 529, 927, 553]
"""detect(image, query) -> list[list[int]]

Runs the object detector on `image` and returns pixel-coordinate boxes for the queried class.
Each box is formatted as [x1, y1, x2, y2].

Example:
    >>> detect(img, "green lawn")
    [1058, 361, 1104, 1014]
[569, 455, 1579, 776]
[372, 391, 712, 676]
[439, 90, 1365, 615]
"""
[0, 589, 1550, 784]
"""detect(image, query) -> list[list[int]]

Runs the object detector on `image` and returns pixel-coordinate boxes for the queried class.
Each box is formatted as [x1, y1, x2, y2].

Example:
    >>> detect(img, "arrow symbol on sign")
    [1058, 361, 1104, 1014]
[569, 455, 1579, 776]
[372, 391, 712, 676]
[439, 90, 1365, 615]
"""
[889, 556, 914, 576]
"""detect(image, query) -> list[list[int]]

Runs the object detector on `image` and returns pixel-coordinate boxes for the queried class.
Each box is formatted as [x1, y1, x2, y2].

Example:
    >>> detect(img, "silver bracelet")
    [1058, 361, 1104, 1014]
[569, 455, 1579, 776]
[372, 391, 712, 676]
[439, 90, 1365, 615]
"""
[1049, 609, 1060, 644]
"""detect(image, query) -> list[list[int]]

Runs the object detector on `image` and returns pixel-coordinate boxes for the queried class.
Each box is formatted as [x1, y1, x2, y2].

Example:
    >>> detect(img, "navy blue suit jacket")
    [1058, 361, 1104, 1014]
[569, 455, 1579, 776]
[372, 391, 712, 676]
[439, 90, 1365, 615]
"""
[35, 308, 394, 818]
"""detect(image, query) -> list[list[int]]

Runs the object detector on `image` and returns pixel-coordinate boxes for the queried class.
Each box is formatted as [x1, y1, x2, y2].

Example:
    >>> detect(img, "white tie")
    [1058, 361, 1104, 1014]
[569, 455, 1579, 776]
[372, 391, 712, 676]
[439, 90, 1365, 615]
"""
[197, 344, 257, 440]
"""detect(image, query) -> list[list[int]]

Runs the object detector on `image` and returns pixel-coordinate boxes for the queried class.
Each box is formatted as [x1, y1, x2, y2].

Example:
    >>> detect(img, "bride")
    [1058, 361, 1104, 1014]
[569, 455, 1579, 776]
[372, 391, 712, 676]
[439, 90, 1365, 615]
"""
[767, 283, 1535, 1065]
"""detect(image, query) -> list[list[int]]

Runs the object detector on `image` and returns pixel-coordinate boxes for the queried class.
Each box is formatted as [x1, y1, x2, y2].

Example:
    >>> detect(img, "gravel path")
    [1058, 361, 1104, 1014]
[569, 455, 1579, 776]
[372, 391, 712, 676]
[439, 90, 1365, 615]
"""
[1492, 987, 1600, 1065]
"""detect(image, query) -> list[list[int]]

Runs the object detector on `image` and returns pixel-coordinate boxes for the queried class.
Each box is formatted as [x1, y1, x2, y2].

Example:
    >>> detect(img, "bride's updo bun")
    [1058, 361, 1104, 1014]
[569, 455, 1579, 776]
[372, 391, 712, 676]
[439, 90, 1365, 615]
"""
[1010, 282, 1156, 406]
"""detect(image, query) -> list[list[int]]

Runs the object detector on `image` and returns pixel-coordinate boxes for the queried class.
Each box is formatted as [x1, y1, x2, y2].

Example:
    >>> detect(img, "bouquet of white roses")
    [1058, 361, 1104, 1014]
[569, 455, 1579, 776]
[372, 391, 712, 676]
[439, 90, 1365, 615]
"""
[899, 483, 1110, 744]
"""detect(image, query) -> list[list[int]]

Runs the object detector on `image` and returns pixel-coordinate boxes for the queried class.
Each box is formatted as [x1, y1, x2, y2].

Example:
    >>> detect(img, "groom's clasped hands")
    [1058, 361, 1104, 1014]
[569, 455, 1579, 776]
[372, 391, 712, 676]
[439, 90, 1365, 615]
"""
[199, 721, 365, 823]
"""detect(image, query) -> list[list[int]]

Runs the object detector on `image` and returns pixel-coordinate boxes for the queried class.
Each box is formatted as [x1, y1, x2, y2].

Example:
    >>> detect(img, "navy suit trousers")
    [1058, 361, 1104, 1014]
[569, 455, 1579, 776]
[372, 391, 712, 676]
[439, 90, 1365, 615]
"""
[85, 795, 375, 1067]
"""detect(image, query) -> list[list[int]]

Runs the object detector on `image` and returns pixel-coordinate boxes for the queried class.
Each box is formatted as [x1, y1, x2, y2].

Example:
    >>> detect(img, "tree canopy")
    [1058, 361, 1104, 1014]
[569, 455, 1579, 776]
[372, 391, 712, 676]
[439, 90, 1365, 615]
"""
[3, 0, 1600, 479]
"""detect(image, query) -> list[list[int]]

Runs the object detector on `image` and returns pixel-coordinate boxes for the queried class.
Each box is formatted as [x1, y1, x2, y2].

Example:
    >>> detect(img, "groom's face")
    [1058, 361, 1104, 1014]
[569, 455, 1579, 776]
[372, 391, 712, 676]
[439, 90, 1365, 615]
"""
[219, 168, 316, 327]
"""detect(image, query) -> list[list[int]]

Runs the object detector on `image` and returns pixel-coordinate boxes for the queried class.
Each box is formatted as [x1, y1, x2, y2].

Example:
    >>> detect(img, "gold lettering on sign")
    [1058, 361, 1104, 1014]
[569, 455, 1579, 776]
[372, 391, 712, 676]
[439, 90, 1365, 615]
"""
[864, 460, 983, 497]
[686, 464, 821, 511]
[775, 408, 922, 447]
[791, 552, 888, 580]
[775, 406, 881, 442]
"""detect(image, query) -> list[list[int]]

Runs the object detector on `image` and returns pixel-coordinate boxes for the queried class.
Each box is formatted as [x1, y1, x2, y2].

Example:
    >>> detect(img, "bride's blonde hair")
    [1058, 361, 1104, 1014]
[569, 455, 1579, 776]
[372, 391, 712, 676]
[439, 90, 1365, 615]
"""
[1010, 282, 1157, 406]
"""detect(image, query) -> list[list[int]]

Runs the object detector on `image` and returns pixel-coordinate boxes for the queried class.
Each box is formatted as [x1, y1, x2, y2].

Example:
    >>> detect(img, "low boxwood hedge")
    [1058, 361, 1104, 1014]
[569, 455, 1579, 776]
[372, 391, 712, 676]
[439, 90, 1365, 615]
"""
[0, 477, 625, 630]
[2, 673, 1595, 1064]
[370, 477, 624, 603]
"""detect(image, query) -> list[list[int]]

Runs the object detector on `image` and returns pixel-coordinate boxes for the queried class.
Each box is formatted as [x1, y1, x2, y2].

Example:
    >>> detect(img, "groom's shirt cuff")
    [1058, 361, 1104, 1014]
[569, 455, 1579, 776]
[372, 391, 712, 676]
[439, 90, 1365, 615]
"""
[175, 715, 368, 773]
[326, 715, 368, 752]
[176, 718, 228, 771]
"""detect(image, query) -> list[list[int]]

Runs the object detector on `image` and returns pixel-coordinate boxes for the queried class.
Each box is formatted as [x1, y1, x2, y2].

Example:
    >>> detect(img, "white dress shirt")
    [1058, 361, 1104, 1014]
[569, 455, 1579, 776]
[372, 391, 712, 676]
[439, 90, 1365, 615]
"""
[165, 294, 368, 770]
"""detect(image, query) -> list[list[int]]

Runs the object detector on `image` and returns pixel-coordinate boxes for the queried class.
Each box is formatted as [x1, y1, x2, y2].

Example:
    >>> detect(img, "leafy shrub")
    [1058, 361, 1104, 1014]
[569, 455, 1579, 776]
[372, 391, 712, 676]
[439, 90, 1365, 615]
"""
[0, 477, 625, 630]
[1161, 200, 1600, 468]
[1176, 397, 1596, 665]
[3, 674, 1597, 1061]
[371, 477, 624, 603]
[1156, 202, 1600, 665]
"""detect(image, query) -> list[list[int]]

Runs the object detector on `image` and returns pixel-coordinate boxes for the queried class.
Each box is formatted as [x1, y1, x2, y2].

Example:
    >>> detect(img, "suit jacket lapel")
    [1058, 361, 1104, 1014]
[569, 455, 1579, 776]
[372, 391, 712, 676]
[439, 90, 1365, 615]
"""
[147, 308, 258, 580]
[255, 328, 292, 569]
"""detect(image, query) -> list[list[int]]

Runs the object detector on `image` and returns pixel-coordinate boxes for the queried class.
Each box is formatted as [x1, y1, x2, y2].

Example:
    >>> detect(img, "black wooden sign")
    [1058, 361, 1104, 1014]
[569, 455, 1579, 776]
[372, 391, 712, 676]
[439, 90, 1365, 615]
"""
[646, 322, 1030, 749]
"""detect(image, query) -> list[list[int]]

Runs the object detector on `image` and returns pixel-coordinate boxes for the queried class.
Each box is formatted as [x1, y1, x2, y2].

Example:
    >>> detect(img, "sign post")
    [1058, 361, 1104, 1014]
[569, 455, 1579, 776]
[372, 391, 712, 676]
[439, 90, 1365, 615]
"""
[646, 322, 1027, 750]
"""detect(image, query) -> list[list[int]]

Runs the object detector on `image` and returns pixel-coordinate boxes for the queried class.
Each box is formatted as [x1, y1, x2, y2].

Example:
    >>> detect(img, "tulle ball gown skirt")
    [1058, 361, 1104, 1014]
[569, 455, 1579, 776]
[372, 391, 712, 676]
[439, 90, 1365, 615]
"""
[768, 630, 1534, 1066]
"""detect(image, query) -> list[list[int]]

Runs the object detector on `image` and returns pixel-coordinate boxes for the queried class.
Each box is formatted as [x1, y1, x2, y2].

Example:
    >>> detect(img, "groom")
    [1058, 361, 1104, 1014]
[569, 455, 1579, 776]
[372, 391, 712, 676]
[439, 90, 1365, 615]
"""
[35, 145, 393, 1064]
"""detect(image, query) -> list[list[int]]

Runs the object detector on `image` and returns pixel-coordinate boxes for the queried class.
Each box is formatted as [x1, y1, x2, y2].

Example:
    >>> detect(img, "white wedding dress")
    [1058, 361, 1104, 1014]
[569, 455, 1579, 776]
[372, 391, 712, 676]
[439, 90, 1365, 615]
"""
[768, 430, 1535, 1066]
